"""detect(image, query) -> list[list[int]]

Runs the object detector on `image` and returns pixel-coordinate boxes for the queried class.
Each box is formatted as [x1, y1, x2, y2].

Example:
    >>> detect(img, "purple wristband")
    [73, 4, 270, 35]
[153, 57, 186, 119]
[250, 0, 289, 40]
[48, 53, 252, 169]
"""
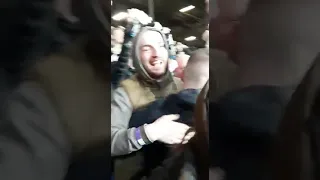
[135, 128, 146, 146]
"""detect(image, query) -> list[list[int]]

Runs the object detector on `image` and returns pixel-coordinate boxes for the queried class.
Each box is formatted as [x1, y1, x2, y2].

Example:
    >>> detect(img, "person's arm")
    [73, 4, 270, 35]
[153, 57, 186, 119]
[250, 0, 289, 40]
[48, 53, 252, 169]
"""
[129, 99, 165, 128]
[0, 82, 71, 180]
[111, 87, 152, 156]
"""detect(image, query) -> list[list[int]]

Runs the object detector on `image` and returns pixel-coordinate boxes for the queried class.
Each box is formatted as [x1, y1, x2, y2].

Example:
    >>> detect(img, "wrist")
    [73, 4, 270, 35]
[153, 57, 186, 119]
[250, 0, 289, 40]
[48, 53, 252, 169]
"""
[135, 125, 153, 146]
[144, 123, 157, 142]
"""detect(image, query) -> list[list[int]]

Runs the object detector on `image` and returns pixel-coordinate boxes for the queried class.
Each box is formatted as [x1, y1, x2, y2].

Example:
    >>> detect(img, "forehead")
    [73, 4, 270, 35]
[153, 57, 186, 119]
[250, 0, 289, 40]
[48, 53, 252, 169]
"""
[139, 31, 165, 46]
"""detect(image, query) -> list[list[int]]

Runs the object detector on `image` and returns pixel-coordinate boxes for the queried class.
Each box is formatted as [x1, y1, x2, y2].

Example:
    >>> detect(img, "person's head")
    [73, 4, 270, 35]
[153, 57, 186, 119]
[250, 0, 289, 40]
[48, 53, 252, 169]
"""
[209, 0, 249, 62]
[183, 49, 209, 90]
[176, 53, 189, 69]
[133, 28, 169, 79]
[111, 26, 125, 45]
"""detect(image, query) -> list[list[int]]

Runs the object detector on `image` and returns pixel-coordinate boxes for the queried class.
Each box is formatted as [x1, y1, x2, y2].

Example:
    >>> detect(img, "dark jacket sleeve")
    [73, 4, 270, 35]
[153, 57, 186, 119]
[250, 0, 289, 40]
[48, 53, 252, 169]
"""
[0, 82, 71, 180]
[129, 99, 165, 128]
[129, 91, 196, 128]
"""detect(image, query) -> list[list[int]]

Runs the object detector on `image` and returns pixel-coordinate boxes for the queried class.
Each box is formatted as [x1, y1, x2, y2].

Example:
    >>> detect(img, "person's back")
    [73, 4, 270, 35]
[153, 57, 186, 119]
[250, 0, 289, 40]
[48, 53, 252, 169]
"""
[209, 0, 320, 179]
[210, 86, 293, 179]
[2, 37, 111, 179]
[0, 1, 113, 179]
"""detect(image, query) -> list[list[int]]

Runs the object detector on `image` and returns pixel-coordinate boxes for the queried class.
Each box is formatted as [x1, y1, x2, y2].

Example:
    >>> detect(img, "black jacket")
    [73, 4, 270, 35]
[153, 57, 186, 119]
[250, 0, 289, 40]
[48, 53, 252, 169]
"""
[128, 89, 200, 175]
[129, 89, 200, 128]
[209, 85, 294, 180]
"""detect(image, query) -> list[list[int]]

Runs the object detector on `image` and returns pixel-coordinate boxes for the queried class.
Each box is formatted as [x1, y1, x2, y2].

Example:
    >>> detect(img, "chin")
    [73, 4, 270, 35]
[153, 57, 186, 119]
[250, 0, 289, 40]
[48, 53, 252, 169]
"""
[149, 71, 166, 79]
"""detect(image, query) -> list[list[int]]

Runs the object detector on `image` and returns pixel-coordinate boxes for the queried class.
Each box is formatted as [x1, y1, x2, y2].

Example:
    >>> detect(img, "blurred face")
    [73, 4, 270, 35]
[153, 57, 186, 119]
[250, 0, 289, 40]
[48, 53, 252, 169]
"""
[112, 29, 124, 44]
[209, 0, 250, 62]
[139, 31, 168, 78]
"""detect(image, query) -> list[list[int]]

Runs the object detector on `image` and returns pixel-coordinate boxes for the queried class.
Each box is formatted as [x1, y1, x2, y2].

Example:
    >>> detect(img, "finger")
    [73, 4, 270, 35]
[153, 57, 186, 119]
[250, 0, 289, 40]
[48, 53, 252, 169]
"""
[182, 136, 193, 143]
[172, 122, 190, 130]
[169, 133, 193, 144]
[185, 132, 196, 139]
[170, 131, 192, 141]
[170, 137, 184, 144]
[178, 132, 195, 144]
[182, 140, 189, 144]
[162, 114, 180, 121]
[168, 139, 180, 145]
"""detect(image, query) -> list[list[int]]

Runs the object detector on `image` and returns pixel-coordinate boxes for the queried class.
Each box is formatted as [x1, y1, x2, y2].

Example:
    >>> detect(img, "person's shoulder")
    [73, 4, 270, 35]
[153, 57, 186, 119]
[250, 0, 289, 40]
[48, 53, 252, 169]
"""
[112, 87, 129, 100]
[4, 81, 52, 111]
[112, 87, 134, 109]
[120, 74, 139, 87]
[209, 49, 237, 69]
[192, 48, 209, 55]
[189, 48, 209, 60]
[10, 81, 48, 101]
[173, 77, 183, 90]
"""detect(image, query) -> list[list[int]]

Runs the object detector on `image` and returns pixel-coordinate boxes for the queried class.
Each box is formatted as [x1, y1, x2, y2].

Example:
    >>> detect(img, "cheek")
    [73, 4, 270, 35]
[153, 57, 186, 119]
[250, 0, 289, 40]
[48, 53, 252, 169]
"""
[163, 59, 168, 66]
[140, 52, 150, 64]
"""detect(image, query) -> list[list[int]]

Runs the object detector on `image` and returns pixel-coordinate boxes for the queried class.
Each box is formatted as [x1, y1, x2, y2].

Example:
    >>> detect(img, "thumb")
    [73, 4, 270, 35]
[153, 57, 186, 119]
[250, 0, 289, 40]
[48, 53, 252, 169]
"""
[161, 114, 180, 121]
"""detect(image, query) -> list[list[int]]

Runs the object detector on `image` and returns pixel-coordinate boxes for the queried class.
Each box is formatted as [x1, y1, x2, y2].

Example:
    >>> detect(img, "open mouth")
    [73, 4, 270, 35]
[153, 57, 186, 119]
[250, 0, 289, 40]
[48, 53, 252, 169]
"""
[150, 61, 163, 66]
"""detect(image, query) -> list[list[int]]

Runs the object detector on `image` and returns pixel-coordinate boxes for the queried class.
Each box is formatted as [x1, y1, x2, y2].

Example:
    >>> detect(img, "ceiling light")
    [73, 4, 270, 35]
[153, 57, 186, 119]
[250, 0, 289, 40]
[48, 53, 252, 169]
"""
[112, 12, 128, 21]
[179, 5, 195, 13]
[184, 36, 196, 41]
[111, 0, 112, 5]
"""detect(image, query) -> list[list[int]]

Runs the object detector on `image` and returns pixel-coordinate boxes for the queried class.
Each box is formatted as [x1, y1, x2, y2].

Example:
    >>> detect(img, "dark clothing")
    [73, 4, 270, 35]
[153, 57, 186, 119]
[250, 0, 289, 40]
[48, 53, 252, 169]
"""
[209, 85, 294, 180]
[65, 154, 110, 180]
[127, 89, 199, 176]
[129, 89, 200, 128]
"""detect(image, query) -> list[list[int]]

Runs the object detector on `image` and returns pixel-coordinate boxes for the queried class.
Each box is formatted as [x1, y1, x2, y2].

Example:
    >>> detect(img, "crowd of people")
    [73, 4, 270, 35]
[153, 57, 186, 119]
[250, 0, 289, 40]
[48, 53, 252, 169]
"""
[1, 0, 320, 180]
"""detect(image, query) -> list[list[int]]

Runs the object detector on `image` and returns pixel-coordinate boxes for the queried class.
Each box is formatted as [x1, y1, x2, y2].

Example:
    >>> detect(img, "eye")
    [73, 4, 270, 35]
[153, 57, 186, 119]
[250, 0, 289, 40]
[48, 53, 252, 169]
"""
[141, 46, 151, 51]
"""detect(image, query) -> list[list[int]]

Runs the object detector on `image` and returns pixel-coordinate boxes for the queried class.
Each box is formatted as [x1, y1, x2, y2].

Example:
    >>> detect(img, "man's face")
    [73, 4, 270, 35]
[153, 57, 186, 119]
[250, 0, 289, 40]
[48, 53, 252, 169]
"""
[139, 30, 168, 78]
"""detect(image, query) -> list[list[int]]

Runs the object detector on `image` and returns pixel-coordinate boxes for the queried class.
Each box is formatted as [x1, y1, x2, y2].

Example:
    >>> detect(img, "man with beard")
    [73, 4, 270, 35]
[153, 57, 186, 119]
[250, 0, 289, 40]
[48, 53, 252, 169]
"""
[111, 27, 194, 157]
[111, 27, 196, 180]
[208, 0, 320, 179]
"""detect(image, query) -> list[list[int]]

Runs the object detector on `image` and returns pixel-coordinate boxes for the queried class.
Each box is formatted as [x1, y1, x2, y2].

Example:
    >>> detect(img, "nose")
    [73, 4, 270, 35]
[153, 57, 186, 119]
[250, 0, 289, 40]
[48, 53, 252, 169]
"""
[151, 46, 160, 58]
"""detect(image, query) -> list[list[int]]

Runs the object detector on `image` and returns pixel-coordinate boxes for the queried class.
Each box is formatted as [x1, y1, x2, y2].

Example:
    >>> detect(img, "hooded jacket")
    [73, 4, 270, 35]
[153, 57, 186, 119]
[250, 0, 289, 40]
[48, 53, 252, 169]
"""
[111, 27, 183, 180]
[111, 27, 183, 157]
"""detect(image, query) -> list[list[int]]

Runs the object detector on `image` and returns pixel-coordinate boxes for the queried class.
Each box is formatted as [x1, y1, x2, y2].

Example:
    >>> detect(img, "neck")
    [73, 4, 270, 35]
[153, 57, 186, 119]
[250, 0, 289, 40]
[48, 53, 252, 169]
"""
[184, 83, 203, 90]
